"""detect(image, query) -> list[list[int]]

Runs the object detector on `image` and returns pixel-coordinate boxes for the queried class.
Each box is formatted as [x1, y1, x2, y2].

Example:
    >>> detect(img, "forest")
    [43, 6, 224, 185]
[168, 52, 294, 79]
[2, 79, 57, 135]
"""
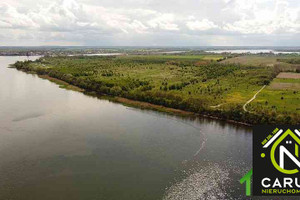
[12, 54, 300, 124]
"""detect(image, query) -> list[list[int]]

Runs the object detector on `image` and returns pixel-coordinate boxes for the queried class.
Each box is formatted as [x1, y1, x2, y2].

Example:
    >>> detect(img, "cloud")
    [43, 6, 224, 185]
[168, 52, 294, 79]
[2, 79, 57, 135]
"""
[223, 0, 300, 34]
[0, 0, 299, 45]
[186, 19, 218, 31]
[0, 3, 37, 29]
[147, 13, 179, 31]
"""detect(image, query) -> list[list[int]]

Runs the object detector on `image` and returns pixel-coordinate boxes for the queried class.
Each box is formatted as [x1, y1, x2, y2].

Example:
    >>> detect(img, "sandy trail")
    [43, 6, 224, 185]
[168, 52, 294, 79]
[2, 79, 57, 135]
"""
[210, 103, 225, 108]
[243, 85, 266, 112]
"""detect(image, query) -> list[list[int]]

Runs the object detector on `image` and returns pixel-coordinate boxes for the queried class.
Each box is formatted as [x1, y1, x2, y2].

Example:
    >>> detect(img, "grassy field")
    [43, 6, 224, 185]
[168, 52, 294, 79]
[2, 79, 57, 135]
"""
[13, 54, 300, 124]
[250, 72, 300, 116]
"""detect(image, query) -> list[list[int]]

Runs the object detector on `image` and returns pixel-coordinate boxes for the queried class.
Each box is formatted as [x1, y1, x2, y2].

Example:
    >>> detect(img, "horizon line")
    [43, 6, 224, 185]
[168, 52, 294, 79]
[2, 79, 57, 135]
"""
[1, 45, 300, 48]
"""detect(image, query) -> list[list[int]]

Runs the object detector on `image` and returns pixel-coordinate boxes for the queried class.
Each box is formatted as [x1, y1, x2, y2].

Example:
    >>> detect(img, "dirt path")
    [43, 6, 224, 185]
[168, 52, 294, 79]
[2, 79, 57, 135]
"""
[210, 103, 225, 108]
[243, 85, 266, 112]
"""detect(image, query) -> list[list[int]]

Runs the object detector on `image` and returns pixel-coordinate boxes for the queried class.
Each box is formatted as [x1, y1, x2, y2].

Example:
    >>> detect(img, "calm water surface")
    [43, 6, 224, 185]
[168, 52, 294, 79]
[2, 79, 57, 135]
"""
[0, 56, 253, 200]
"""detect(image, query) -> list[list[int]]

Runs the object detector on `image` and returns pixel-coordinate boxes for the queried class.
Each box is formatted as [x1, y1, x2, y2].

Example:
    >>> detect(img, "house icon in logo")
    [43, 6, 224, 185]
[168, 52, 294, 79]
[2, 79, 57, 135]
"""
[263, 129, 300, 174]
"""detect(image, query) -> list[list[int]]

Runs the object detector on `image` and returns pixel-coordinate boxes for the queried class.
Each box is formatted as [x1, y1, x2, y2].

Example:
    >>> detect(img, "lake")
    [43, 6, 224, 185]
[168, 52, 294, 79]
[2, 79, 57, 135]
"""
[205, 49, 300, 54]
[0, 56, 252, 200]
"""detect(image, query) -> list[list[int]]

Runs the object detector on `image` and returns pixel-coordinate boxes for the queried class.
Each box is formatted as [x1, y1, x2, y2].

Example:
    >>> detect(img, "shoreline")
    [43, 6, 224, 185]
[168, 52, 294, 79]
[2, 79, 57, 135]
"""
[21, 72, 252, 127]
[38, 75, 85, 92]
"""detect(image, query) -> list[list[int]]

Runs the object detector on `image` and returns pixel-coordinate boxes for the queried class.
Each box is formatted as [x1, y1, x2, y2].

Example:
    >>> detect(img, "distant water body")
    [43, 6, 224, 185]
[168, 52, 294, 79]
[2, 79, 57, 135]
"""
[68, 53, 124, 56]
[83, 53, 124, 56]
[205, 49, 300, 54]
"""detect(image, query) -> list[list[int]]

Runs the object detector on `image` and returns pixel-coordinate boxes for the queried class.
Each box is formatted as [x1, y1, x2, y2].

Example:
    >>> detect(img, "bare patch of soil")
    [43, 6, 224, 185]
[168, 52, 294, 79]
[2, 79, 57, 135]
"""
[276, 72, 300, 79]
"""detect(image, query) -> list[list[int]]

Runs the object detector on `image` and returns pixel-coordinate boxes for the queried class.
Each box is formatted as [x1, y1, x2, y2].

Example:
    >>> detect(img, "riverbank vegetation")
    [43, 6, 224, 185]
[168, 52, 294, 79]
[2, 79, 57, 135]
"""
[12, 54, 300, 124]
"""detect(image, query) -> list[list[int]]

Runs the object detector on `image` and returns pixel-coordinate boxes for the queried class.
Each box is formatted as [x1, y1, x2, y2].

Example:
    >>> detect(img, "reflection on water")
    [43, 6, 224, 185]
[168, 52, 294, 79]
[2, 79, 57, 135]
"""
[0, 56, 252, 200]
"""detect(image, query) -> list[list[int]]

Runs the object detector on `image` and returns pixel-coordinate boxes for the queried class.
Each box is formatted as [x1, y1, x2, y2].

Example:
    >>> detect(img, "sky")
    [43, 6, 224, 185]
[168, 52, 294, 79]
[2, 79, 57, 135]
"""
[0, 0, 299, 46]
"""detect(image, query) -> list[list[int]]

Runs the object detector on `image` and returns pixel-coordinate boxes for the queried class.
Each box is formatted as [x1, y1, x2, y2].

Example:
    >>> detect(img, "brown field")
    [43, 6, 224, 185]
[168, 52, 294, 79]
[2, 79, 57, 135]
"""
[221, 56, 279, 65]
[269, 82, 300, 90]
[277, 72, 300, 79]
[222, 56, 300, 73]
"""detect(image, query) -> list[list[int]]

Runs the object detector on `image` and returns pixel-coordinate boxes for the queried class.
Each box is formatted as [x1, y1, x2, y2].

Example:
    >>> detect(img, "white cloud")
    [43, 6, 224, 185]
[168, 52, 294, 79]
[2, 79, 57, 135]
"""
[0, 3, 37, 29]
[147, 13, 179, 31]
[0, 0, 299, 45]
[128, 20, 148, 33]
[223, 0, 300, 34]
[186, 19, 218, 31]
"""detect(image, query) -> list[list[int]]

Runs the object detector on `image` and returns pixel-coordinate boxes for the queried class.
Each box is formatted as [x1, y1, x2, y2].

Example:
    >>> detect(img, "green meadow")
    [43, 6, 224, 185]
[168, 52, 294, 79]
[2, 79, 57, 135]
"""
[13, 54, 300, 124]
